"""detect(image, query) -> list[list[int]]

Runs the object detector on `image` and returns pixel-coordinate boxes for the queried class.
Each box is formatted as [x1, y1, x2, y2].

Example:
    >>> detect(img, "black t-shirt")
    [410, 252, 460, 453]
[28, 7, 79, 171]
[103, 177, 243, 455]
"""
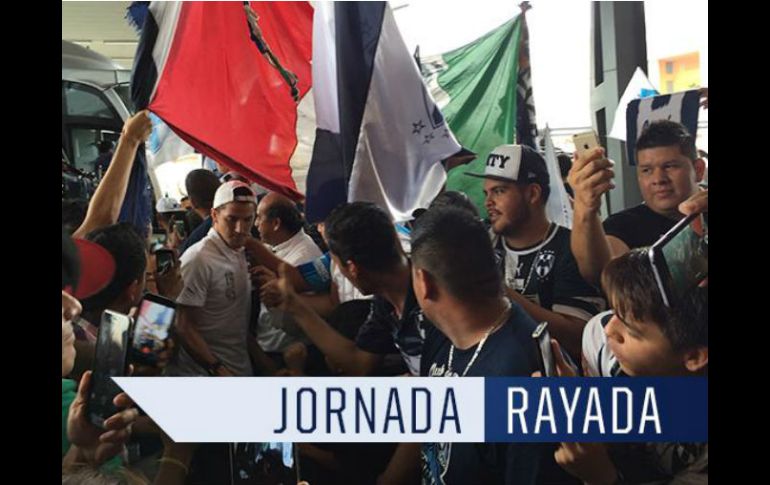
[494, 225, 605, 322]
[179, 216, 213, 256]
[420, 303, 541, 485]
[603, 204, 678, 249]
[355, 279, 427, 376]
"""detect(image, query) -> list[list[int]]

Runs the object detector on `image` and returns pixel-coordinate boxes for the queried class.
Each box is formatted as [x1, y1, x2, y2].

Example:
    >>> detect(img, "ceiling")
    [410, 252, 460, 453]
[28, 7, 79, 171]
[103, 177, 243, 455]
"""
[62, 1, 139, 69]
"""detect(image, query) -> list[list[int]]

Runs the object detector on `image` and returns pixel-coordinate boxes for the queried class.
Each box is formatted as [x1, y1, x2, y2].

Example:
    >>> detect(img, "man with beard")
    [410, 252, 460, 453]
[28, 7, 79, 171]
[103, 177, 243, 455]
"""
[468, 144, 605, 362]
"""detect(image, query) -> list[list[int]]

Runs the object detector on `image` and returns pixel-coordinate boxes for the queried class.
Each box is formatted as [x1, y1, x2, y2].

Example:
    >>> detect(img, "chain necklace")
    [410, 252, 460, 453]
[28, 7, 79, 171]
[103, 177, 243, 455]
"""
[447, 302, 512, 377]
[507, 222, 554, 293]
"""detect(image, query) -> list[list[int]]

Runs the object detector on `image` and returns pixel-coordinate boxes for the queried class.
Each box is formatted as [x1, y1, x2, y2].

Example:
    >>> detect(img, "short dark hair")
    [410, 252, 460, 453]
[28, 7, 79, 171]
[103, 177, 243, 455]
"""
[81, 223, 147, 311]
[516, 180, 551, 206]
[325, 202, 401, 272]
[185, 209, 204, 233]
[429, 191, 480, 218]
[265, 199, 304, 235]
[413, 191, 480, 221]
[636, 120, 698, 161]
[411, 206, 502, 301]
[601, 248, 708, 350]
[185, 169, 221, 211]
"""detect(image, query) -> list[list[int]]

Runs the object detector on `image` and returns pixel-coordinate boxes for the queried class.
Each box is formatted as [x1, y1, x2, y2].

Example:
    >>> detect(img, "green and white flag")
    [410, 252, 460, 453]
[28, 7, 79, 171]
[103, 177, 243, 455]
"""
[420, 11, 537, 216]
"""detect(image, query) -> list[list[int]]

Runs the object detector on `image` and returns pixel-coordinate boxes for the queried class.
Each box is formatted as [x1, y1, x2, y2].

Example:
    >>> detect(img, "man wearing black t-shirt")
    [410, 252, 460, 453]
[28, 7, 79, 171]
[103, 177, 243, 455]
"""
[412, 206, 541, 485]
[568, 120, 707, 285]
[467, 144, 605, 360]
[269, 202, 435, 483]
[270, 201, 424, 377]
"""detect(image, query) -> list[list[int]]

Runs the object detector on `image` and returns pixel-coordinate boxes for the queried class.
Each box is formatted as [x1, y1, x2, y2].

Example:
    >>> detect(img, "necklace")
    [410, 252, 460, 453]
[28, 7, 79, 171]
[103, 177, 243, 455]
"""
[507, 223, 554, 293]
[447, 302, 512, 377]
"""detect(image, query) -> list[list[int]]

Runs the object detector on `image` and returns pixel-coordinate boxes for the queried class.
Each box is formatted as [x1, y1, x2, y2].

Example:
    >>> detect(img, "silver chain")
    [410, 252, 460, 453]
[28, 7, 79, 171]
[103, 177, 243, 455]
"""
[447, 302, 511, 377]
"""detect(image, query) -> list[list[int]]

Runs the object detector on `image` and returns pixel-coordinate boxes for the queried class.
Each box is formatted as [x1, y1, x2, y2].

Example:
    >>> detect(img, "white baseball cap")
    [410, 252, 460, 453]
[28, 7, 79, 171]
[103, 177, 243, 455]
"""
[220, 171, 268, 198]
[155, 196, 182, 214]
[466, 144, 550, 188]
[213, 180, 257, 209]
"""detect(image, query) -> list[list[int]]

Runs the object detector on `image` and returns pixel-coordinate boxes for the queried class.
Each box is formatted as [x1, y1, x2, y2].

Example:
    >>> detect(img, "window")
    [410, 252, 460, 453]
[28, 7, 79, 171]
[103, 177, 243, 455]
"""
[665, 61, 674, 74]
[69, 128, 120, 173]
[64, 83, 117, 119]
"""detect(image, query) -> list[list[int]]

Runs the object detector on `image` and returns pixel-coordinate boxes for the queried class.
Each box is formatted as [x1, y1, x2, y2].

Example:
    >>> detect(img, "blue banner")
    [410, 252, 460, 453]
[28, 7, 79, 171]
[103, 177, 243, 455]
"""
[117, 377, 707, 443]
[485, 377, 707, 442]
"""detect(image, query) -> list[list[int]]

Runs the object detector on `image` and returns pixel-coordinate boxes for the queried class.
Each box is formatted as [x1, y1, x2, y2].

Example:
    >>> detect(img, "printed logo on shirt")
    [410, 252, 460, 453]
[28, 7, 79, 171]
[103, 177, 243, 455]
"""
[225, 271, 236, 301]
[428, 362, 455, 377]
[533, 251, 556, 279]
[504, 252, 523, 291]
[183, 285, 197, 298]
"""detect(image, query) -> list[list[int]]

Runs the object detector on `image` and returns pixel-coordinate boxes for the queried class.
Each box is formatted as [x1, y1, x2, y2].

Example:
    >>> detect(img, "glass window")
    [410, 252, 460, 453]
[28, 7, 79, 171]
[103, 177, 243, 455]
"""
[64, 83, 117, 119]
[70, 128, 120, 174]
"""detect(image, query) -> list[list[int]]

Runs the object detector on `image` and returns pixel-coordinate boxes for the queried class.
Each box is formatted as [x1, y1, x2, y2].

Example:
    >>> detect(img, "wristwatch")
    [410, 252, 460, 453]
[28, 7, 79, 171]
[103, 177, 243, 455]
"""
[206, 359, 225, 376]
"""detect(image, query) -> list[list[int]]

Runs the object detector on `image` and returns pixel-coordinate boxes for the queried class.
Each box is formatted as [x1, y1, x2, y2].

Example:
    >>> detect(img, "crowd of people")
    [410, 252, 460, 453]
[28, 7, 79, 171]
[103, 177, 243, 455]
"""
[61, 102, 708, 484]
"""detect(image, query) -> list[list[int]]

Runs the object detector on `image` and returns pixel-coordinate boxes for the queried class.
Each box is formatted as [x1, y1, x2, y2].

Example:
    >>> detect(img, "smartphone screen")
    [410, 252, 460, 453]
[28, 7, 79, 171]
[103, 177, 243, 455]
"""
[88, 310, 133, 428]
[155, 249, 175, 275]
[150, 232, 167, 247]
[174, 219, 188, 239]
[131, 294, 176, 365]
[649, 213, 708, 307]
[532, 322, 555, 377]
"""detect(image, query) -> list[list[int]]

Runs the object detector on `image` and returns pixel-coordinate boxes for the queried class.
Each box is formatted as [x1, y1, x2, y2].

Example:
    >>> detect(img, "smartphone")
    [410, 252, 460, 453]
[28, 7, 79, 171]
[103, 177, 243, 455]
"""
[88, 310, 134, 428]
[173, 219, 188, 239]
[532, 322, 555, 377]
[155, 248, 176, 275]
[149, 231, 167, 249]
[131, 293, 176, 366]
[572, 130, 602, 159]
[648, 213, 708, 307]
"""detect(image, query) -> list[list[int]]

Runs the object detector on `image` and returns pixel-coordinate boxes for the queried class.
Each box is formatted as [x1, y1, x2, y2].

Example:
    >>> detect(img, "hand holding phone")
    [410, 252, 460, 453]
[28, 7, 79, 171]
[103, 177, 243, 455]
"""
[532, 322, 556, 377]
[173, 219, 188, 240]
[533, 323, 579, 377]
[572, 130, 602, 159]
[87, 310, 134, 428]
[66, 369, 138, 467]
[568, 131, 615, 212]
[131, 293, 176, 367]
[649, 213, 708, 307]
[154, 248, 176, 275]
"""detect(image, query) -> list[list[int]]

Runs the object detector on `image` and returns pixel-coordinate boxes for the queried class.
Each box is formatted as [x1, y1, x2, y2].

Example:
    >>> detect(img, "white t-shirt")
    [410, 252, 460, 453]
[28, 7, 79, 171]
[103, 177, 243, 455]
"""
[332, 262, 370, 303]
[581, 311, 622, 377]
[166, 228, 253, 376]
[257, 229, 322, 352]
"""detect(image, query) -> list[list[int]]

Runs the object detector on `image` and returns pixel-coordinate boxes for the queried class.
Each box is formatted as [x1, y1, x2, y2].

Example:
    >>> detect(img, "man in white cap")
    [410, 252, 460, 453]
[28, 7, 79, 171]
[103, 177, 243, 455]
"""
[155, 195, 187, 248]
[221, 170, 270, 200]
[166, 180, 260, 377]
[155, 195, 182, 214]
[467, 145, 605, 361]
